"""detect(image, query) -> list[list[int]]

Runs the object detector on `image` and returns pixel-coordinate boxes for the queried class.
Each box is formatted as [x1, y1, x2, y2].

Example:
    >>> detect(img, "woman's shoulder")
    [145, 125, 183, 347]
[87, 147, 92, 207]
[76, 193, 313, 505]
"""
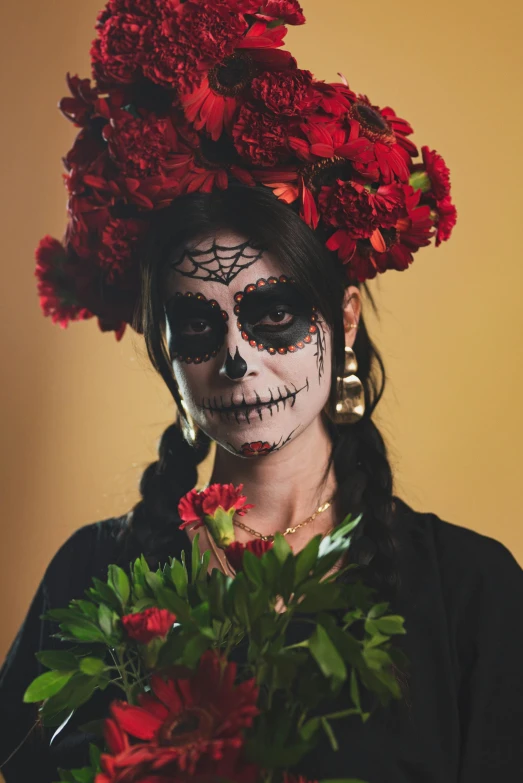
[392, 495, 523, 604]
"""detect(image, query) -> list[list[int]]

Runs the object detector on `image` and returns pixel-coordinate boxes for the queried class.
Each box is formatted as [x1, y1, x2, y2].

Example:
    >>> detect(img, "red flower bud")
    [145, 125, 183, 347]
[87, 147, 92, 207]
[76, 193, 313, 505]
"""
[121, 607, 177, 644]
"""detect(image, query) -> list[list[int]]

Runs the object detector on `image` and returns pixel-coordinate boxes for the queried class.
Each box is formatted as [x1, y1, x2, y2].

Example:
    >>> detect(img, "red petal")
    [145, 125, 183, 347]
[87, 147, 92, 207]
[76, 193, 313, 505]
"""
[111, 702, 163, 740]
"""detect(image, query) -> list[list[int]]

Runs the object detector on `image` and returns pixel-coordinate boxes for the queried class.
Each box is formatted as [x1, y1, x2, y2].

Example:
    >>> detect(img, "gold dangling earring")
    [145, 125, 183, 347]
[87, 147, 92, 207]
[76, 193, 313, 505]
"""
[333, 345, 365, 424]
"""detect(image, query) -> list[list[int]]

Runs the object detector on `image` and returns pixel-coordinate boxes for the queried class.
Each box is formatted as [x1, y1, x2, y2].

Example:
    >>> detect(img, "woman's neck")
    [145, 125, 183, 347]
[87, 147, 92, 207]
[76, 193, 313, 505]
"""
[207, 415, 339, 543]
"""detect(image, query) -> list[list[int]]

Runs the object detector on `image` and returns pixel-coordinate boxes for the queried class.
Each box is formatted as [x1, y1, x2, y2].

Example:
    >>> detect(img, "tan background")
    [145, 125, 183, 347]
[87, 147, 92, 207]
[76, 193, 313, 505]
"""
[1, 0, 522, 667]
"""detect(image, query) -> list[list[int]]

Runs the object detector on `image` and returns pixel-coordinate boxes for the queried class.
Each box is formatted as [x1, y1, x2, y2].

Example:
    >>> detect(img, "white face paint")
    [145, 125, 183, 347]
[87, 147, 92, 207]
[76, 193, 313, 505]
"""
[162, 230, 332, 458]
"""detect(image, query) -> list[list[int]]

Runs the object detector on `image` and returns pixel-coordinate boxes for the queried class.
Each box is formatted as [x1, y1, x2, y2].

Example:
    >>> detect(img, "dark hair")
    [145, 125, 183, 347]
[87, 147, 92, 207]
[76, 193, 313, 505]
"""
[121, 185, 399, 601]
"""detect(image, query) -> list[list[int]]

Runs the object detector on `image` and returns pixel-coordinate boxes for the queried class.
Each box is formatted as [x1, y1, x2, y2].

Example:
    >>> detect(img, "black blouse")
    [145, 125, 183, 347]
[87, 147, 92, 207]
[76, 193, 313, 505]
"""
[1, 497, 522, 782]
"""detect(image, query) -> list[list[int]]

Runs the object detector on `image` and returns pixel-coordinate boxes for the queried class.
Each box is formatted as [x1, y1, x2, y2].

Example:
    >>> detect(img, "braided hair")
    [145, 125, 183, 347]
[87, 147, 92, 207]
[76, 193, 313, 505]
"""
[121, 186, 399, 601]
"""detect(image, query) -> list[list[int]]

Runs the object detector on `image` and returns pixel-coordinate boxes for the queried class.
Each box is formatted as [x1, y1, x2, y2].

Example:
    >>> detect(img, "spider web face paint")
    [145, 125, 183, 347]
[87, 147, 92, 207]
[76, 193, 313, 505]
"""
[233, 276, 319, 356]
[165, 291, 229, 364]
[170, 239, 265, 286]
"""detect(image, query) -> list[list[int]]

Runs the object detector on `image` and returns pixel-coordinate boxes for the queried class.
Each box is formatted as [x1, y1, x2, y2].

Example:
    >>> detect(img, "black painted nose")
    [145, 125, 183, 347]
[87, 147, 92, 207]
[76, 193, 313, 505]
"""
[224, 347, 248, 379]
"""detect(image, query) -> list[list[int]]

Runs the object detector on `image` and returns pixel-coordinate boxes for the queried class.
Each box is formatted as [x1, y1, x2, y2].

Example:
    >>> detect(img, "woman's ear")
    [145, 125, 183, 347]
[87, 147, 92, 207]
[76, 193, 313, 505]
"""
[342, 285, 362, 348]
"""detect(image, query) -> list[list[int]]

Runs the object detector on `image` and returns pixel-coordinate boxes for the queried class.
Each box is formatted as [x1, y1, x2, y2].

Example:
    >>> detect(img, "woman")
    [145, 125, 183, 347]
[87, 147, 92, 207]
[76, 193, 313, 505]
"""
[2, 186, 523, 781]
[2, 0, 522, 780]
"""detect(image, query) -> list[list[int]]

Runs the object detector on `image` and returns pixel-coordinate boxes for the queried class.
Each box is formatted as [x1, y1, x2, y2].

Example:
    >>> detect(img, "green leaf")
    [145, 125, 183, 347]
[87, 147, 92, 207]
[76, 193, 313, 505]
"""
[180, 633, 212, 667]
[73, 600, 99, 622]
[108, 565, 130, 607]
[40, 673, 98, 719]
[98, 604, 114, 638]
[367, 601, 390, 620]
[272, 533, 292, 564]
[191, 533, 201, 584]
[308, 625, 347, 681]
[294, 536, 321, 584]
[60, 616, 106, 643]
[197, 549, 211, 582]
[321, 717, 339, 751]
[373, 615, 406, 636]
[350, 669, 361, 710]
[300, 716, 320, 742]
[24, 670, 75, 703]
[79, 657, 106, 677]
[88, 578, 121, 611]
[89, 742, 102, 770]
[36, 650, 78, 671]
[363, 647, 392, 671]
[242, 550, 264, 586]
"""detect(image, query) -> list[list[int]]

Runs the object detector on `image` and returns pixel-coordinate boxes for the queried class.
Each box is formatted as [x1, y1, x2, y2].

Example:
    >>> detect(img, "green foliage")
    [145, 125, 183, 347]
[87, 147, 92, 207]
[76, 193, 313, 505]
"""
[29, 512, 408, 782]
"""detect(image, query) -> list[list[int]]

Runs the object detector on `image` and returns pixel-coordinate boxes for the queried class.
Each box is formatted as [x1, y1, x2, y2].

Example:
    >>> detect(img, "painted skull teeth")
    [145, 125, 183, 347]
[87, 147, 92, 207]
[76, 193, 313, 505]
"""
[200, 380, 309, 423]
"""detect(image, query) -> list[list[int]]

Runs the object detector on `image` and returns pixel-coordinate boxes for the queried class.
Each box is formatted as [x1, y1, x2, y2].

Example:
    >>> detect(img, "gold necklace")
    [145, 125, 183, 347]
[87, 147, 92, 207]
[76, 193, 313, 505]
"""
[233, 496, 334, 541]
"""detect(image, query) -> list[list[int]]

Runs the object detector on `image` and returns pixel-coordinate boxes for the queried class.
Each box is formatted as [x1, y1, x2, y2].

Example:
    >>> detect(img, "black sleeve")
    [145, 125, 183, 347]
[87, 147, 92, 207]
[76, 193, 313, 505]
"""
[456, 538, 523, 780]
[0, 522, 118, 782]
[0, 567, 57, 781]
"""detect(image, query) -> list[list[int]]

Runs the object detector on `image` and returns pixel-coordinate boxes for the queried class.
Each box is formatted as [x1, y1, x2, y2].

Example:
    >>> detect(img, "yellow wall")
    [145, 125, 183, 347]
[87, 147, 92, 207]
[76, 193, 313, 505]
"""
[1, 0, 522, 666]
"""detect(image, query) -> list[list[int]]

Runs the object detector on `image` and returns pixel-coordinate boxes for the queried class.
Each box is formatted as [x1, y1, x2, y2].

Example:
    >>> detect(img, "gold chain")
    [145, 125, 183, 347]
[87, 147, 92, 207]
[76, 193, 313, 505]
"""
[233, 497, 334, 541]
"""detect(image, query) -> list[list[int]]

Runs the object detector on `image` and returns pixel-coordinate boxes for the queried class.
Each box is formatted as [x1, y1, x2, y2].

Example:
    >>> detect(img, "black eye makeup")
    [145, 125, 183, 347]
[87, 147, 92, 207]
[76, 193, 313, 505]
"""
[233, 276, 318, 355]
[165, 291, 228, 364]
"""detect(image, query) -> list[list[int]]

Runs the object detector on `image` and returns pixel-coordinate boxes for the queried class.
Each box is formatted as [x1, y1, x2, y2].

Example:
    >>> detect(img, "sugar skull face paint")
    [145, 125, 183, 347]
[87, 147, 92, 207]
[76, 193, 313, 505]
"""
[163, 230, 334, 457]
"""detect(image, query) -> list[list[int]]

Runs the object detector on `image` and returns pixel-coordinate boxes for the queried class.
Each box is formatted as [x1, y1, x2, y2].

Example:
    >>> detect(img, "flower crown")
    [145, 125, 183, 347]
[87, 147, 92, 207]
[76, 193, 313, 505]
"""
[36, 0, 457, 341]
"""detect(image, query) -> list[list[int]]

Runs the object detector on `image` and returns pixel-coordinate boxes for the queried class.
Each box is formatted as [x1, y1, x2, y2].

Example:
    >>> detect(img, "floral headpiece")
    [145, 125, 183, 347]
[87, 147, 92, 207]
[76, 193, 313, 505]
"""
[36, 0, 457, 340]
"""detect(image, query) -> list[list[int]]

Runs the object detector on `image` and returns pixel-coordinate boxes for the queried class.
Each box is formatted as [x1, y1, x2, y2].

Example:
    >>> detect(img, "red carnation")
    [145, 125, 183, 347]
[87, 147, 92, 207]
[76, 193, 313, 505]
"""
[178, 483, 254, 547]
[262, 0, 305, 25]
[143, 0, 247, 93]
[35, 237, 94, 328]
[121, 608, 177, 644]
[96, 651, 259, 783]
[319, 180, 406, 245]
[225, 539, 274, 572]
[99, 218, 147, 283]
[104, 110, 189, 180]
[241, 0, 306, 25]
[233, 104, 293, 166]
[92, 12, 153, 85]
[327, 185, 434, 281]
[251, 69, 317, 115]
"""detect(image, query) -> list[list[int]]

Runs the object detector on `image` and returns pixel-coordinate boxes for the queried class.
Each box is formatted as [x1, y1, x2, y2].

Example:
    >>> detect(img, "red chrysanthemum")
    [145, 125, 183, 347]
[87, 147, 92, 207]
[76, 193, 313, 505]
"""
[59, 73, 103, 127]
[122, 608, 177, 644]
[97, 651, 259, 783]
[225, 539, 274, 572]
[251, 68, 318, 116]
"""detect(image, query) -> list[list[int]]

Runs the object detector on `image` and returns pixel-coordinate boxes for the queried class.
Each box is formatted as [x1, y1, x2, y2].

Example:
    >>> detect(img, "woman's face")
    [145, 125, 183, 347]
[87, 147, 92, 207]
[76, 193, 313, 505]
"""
[163, 229, 334, 457]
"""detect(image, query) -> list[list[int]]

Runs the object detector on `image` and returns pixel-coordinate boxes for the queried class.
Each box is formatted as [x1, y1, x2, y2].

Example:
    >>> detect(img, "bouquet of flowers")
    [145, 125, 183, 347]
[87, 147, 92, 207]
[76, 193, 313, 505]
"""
[24, 484, 408, 783]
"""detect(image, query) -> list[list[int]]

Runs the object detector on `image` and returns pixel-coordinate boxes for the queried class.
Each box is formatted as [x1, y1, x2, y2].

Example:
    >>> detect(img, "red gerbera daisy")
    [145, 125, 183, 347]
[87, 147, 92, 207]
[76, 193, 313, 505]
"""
[347, 96, 417, 184]
[97, 651, 260, 783]
[181, 22, 294, 141]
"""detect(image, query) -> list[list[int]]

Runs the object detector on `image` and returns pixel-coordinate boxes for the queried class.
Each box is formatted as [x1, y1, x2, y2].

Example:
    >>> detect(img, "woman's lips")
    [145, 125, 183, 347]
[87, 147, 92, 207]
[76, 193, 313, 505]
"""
[199, 380, 309, 423]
